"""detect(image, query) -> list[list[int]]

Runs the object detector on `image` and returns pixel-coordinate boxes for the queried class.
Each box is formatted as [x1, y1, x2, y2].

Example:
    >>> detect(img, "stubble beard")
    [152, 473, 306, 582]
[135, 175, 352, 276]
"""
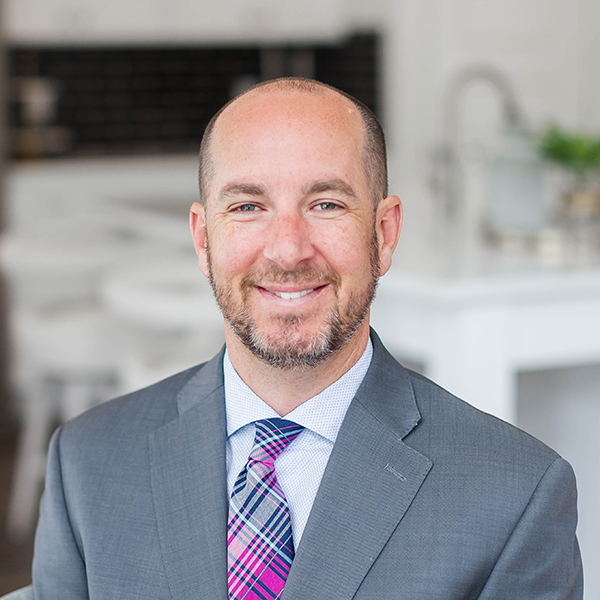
[206, 231, 380, 371]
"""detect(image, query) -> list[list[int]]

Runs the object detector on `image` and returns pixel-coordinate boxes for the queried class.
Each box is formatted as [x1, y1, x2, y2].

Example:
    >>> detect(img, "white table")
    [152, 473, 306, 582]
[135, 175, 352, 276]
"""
[372, 263, 600, 424]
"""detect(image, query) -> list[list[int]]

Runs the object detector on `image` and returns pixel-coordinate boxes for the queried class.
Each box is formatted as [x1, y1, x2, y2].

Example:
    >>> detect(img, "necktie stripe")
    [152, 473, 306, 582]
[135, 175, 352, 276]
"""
[228, 418, 304, 600]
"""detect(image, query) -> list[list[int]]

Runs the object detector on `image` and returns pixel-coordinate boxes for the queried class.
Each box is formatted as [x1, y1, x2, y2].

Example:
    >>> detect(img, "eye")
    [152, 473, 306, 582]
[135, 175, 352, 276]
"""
[233, 203, 260, 212]
[314, 201, 342, 211]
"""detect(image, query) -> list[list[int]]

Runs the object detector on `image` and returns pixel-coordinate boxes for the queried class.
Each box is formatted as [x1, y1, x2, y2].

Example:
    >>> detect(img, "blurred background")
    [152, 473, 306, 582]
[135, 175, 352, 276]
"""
[0, 0, 599, 596]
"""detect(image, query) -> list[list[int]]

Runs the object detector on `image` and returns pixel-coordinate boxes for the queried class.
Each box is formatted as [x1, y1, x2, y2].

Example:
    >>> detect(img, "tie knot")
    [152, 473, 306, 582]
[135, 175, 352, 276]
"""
[249, 418, 304, 465]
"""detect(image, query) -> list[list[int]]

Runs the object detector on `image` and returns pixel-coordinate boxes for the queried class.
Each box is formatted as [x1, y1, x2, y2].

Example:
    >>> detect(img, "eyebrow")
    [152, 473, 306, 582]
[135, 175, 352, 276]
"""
[216, 178, 358, 203]
[302, 179, 358, 200]
[217, 182, 268, 202]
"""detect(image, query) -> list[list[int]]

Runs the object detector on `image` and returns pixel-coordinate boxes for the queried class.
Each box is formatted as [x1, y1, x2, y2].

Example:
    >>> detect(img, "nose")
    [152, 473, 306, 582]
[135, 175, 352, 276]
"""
[263, 209, 315, 271]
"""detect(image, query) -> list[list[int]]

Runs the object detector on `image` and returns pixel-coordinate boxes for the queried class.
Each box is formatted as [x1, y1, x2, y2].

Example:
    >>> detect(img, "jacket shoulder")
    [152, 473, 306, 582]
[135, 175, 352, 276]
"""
[60, 362, 208, 444]
[405, 368, 561, 473]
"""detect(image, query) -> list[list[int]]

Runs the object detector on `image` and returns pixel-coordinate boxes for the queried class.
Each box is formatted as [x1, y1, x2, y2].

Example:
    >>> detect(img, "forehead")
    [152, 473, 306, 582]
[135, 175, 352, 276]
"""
[208, 89, 365, 191]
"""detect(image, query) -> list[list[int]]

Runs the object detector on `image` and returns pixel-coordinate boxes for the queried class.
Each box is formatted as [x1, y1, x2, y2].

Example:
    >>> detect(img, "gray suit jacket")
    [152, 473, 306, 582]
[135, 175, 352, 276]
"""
[32, 331, 583, 599]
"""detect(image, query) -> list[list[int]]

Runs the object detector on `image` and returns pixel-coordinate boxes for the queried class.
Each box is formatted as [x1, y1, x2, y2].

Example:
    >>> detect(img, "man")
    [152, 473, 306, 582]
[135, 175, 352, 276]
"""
[32, 78, 583, 599]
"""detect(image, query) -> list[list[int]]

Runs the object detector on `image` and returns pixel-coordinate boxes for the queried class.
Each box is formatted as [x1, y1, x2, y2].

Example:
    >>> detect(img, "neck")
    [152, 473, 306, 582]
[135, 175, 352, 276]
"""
[225, 322, 371, 416]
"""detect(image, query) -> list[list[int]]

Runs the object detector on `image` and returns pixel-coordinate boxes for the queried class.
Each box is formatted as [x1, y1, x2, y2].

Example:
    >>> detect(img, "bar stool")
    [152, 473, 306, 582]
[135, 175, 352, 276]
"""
[100, 257, 224, 392]
[6, 305, 124, 539]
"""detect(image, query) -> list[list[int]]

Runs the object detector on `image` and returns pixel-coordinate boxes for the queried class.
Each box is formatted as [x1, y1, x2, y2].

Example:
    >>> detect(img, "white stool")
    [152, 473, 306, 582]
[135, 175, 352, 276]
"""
[101, 258, 224, 393]
[6, 306, 123, 539]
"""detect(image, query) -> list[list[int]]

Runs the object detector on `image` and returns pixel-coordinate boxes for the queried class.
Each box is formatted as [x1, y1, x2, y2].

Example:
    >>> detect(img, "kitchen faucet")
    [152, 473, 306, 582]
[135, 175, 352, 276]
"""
[432, 64, 524, 218]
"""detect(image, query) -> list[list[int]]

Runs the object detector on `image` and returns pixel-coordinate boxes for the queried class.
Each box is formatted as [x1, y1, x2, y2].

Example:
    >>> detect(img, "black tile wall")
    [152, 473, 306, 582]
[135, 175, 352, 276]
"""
[8, 34, 379, 159]
[315, 34, 378, 116]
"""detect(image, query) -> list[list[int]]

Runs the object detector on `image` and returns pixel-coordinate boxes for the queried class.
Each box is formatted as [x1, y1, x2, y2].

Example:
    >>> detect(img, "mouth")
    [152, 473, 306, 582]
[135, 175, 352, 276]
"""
[271, 289, 315, 300]
[258, 284, 328, 301]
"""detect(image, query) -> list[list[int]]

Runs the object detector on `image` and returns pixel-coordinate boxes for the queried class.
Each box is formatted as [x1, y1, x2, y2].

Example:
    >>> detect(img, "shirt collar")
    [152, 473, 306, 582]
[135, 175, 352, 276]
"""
[224, 338, 373, 444]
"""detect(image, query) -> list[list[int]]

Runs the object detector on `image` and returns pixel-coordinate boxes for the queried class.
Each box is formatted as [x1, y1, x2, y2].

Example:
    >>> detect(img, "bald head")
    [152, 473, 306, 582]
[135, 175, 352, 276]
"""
[198, 78, 387, 207]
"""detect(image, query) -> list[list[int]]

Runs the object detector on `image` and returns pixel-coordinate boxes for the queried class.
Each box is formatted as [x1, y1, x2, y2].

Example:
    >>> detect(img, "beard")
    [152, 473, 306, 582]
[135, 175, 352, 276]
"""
[206, 228, 380, 371]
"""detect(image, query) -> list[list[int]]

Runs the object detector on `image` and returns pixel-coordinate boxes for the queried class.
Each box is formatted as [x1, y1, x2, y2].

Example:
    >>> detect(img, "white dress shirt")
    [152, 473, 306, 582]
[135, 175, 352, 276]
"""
[224, 338, 373, 546]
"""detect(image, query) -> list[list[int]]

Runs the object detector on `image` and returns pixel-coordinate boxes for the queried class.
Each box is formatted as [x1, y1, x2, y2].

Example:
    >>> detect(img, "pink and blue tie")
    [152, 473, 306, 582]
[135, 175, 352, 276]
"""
[228, 418, 304, 600]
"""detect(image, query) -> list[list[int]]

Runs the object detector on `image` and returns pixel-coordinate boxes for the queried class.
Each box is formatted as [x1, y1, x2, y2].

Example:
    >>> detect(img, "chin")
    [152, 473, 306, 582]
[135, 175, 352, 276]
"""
[233, 312, 360, 371]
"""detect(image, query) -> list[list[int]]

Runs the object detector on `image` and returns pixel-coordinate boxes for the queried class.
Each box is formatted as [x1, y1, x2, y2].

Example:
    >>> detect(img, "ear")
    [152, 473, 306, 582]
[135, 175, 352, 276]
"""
[375, 195, 402, 276]
[190, 202, 210, 278]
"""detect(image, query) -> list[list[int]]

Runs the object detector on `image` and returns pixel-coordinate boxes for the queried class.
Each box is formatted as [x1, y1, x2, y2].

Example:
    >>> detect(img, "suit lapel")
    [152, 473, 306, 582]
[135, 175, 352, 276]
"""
[149, 350, 228, 600]
[282, 333, 433, 600]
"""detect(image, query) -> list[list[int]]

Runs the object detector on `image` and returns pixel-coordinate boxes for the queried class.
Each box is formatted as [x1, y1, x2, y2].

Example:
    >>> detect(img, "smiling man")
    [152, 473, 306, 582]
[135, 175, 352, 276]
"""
[189, 79, 399, 414]
[32, 79, 582, 600]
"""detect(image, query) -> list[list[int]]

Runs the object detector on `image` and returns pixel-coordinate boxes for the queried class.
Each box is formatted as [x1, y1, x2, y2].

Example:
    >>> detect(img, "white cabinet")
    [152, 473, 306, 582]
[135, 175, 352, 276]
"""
[3, 0, 345, 45]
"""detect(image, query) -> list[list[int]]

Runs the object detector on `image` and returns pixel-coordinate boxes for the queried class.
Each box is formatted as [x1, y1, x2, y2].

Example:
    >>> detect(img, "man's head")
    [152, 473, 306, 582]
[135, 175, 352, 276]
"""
[190, 78, 401, 370]
[199, 78, 388, 209]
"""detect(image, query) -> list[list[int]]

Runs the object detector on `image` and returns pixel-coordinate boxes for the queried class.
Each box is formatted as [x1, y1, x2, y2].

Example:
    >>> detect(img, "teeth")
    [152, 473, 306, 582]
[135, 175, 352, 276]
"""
[272, 289, 314, 300]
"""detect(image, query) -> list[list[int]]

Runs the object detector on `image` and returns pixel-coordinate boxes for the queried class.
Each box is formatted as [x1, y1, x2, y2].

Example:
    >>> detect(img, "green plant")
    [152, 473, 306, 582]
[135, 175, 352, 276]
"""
[539, 124, 600, 185]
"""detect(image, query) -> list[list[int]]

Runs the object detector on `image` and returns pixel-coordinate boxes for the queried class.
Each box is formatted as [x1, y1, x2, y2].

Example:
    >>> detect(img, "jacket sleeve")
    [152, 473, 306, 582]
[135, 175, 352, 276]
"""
[478, 456, 583, 599]
[32, 426, 89, 600]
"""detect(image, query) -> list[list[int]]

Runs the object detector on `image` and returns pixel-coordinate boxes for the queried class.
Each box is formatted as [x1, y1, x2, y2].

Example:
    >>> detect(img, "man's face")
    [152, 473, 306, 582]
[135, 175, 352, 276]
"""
[191, 89, 398, 369]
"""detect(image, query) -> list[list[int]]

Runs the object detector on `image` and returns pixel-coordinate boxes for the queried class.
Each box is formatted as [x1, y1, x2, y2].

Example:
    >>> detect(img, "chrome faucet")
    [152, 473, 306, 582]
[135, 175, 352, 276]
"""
[432, 64, 524, 217]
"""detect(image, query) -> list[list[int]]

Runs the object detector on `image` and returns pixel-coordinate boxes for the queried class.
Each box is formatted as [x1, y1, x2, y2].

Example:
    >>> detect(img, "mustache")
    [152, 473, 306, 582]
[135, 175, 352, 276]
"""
[241, 264, 340, 293]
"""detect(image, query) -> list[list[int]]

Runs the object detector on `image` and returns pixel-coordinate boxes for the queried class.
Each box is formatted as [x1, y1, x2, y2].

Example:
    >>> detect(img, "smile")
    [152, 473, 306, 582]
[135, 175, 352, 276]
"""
[270, 289, 315, 300]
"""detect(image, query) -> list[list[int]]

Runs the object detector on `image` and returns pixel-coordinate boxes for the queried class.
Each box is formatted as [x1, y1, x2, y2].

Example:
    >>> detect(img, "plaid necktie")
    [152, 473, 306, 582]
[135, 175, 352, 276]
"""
[228, 418, 304, 600]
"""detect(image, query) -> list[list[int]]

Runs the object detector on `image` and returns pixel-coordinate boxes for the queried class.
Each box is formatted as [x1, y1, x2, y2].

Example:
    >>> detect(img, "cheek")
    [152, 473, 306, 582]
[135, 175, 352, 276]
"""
[316, 224, 373, 272]
[209, 228, 261, 276]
